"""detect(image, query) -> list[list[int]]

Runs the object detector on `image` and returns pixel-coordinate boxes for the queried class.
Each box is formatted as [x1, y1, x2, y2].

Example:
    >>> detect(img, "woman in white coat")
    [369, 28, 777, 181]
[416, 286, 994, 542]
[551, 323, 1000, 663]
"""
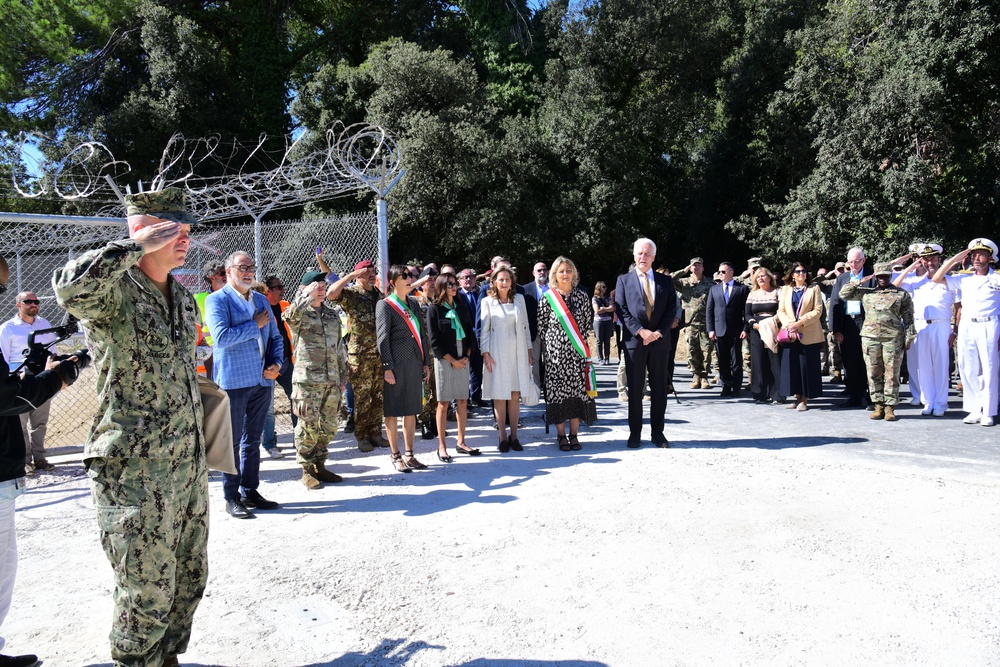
[480, 265, 533, 452]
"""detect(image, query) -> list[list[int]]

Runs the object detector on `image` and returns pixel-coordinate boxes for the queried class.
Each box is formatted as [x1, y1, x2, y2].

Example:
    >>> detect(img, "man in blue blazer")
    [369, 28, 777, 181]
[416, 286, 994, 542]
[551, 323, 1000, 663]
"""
[706, 261, 750, 396]
[205, 251, 283, 519]
[615, 238, 680, 448]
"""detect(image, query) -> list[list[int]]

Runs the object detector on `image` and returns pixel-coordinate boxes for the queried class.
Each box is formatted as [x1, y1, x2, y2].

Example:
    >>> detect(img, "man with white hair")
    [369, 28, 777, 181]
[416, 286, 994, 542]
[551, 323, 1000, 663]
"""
[932, 238, 1000, 426]
[829, 246, 874, 407]
[615, 238, 679, 448]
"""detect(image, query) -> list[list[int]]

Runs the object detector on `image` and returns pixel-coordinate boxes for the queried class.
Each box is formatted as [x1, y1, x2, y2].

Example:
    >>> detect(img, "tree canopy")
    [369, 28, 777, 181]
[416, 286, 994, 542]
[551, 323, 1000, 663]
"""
[2, 0, 999, 282]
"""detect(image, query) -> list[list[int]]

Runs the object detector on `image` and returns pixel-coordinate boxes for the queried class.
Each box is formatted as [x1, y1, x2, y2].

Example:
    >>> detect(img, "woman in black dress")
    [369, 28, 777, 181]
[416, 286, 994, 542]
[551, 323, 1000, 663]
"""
[592, 281, 614, 365]
[744, 267, 783, 403]
[376, 265, 431, 472]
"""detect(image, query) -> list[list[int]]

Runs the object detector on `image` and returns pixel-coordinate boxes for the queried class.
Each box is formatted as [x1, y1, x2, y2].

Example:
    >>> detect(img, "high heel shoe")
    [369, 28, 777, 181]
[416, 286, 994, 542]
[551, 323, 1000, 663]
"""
[437, 448, 453, 463]
[391, 452, 411, 473]
[403, 450, 428, 470]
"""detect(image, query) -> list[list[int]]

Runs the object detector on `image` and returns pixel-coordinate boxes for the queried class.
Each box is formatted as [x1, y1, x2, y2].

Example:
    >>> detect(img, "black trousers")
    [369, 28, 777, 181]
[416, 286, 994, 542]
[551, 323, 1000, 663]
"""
[840, 315, 868, 402]
[623, 339, 670, 442]
[714, 332, 743, 391]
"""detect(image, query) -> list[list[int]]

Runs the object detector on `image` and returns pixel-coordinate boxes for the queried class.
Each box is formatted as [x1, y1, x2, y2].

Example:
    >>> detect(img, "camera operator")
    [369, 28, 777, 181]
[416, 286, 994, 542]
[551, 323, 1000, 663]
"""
[0, 255, 77, 667]
[0, 292, 57, 472]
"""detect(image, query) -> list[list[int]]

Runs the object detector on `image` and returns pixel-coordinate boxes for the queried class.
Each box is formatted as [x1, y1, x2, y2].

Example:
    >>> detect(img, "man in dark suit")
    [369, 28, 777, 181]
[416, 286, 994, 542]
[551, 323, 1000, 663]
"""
[521, 261, 548, 388]
[706, 261, 750, 396]
[457, 268, 485, 407]
[828, 246, 873, 407]
[615, 238, 679, 448]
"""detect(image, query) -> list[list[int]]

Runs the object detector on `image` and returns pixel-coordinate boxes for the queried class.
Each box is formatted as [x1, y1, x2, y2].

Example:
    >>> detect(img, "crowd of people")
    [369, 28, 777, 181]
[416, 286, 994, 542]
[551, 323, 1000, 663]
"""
[0, 185, 995, 667]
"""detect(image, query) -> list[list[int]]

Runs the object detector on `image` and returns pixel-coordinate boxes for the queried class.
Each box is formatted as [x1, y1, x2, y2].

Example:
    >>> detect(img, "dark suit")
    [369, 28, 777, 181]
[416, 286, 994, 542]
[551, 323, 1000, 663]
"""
[706, 281, 750, 393]
[615, 269, 678, 445]
[460, 288, 484, 402]
[828, 270, 875, 403]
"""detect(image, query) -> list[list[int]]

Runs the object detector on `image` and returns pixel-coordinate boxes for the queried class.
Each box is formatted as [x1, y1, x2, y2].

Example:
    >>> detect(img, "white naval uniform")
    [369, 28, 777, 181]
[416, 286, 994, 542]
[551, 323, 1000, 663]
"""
[899, 274, 955, 413]
[946, 270, 1000, 417]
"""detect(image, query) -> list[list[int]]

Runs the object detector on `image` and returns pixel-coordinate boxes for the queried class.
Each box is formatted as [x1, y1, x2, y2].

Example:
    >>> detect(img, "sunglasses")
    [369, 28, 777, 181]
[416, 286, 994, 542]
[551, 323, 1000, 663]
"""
[793, 269, 807, 274]
[446, 283, 458, 288]
[268, 284, 284, 290]
[20, 299, 40, 305]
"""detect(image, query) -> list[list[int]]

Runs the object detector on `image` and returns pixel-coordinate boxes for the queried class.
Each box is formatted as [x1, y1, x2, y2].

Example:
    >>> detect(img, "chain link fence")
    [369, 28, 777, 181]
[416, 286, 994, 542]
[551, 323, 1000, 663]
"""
[0, 212, 378, 451]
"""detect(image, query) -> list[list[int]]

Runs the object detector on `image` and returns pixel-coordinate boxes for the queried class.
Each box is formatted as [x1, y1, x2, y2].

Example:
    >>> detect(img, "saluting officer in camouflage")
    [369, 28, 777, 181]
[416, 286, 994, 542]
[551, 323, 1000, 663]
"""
[839, 262, 916, 422]
[671, 257, 714, 388]
[283, 271, 349, 489]
[818, 263, 847, 382]
[327, 260, 389, 452]
[53, 188, 207, 667]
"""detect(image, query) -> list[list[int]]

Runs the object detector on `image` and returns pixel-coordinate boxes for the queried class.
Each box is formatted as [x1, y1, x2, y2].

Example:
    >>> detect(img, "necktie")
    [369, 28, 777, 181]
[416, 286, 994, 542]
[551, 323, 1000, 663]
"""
[640, 273, 654, 321]
[724, 283, 731, 303]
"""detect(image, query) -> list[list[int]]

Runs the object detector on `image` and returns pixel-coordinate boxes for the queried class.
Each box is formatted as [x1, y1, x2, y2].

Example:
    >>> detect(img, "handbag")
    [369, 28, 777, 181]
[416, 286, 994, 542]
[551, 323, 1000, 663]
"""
[197, 374, 237, 474]
[776, 287, 807, 345]
[521, 376, 541, 406]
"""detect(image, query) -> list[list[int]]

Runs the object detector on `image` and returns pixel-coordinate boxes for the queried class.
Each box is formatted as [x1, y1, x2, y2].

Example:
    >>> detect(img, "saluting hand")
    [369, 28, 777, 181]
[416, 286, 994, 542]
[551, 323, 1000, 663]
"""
[133, 221, 182, 253]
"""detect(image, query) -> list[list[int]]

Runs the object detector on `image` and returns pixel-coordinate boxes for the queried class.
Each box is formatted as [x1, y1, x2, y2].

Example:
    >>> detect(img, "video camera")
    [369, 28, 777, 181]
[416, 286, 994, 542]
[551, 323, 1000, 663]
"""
[15, 313, 91, 387]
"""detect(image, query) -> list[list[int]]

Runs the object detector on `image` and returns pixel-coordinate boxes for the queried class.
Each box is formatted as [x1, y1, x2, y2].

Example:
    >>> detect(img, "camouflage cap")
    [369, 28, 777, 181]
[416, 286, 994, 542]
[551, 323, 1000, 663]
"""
[689, 257, 704, 265]
[124, 187, 197, 225]
[747, 256, 762, 269]
[872, 262, 893, 277]
[834, 261, 847, 270]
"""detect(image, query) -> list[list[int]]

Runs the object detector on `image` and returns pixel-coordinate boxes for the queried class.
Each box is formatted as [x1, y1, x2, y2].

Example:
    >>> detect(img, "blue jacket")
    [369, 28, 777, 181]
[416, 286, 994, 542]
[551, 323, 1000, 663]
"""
[205, 285, 283, 390]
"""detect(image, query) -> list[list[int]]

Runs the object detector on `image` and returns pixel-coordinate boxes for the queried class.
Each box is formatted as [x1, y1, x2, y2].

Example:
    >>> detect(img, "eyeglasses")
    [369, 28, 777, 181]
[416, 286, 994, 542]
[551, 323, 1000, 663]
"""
[793, 269, 807, 274]
[231, 264, 256, 274]
[20, 299, 40, 305]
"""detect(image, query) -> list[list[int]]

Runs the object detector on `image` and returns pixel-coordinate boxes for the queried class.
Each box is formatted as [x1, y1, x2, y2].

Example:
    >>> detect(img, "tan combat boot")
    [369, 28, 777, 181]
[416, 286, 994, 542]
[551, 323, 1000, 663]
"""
[700, 378, 712, 389]
[690, 374, 701, 389]
[302, 465, 322, 489]
[870, 403, 885, 420]
[884, 405, 897, 421]
[313, 463, 343, 484]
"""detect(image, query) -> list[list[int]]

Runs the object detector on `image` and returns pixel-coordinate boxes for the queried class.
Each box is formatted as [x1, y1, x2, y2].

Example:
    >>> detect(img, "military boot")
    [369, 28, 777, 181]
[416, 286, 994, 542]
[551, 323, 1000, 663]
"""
[700, 378, 712, 390]
[870, 403, 885, 420]
[883, 405, 897, 422]
[357, 437, 375, 453]
[313, 463, 343, 484]
[690, 374, 701, 389]
[302, 465, 322, 490]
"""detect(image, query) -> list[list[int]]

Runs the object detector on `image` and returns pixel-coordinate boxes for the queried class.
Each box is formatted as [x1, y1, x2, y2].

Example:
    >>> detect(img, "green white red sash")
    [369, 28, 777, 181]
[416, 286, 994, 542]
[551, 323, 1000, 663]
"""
[543, 289, 598, 397]
[386, 294, 423, 359]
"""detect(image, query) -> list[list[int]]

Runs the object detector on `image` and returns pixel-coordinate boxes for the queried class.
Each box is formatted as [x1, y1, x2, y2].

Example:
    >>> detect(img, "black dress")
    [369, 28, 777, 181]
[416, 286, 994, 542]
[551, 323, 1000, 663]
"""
[779, 287, 823, 399]
[744, 290, 783, 403]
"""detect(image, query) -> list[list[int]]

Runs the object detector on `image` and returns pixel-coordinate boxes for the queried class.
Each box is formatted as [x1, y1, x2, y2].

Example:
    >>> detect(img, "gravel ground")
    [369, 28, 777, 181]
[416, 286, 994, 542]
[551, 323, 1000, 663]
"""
[7, 365, 1000, 666]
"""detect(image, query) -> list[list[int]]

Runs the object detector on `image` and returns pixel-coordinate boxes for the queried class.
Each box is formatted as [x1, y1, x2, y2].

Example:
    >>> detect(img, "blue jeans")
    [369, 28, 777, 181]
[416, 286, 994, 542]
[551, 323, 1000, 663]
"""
[262, 360, 295, 449]
[224, 384, 271, 501]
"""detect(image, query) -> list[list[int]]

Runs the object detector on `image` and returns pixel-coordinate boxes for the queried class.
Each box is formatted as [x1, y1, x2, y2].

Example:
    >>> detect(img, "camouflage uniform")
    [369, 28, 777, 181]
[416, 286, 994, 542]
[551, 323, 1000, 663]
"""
[54, 236, 207, 667]
[334, 283, 384, 446]
[283, 289, 349, 469]
[816, 276, 844, 380]
[671, 269, 714, 387]
[840, 276, 916, 408]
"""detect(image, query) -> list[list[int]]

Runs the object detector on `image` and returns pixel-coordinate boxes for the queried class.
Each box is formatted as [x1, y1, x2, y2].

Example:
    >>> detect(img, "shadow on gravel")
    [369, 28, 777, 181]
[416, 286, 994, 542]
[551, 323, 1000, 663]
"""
[295, 637, 609, 666]
[675, 435, 868, 450]
[271, 450, 621, 517]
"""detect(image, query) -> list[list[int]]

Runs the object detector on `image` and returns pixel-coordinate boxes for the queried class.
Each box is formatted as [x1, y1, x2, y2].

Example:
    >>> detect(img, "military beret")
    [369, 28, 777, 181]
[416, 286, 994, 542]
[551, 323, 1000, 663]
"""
[124, 187, 196, 225]
[301, 270, 327, 285]
[354, 260, 374, 271]
[872, 262, 893, 277]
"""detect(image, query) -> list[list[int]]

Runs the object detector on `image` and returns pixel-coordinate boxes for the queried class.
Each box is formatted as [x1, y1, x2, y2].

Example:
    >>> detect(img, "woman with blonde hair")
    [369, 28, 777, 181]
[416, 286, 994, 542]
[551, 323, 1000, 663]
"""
[480, 265, 533, 452]
[777, 262, 824, 410]
[744, 266, 783, 404]
[538, 256, 597, 450]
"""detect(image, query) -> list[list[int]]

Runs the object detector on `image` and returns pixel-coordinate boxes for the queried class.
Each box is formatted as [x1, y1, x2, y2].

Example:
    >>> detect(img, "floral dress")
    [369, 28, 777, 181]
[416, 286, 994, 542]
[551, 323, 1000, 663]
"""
[538, 287, 598, 425]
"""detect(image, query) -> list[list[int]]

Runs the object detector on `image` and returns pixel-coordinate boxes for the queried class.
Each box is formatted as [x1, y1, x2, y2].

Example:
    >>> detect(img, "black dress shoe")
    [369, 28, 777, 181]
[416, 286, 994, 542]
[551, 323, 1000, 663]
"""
[0, 654, 40, 667]
[509, 438, 524, 451]
[626, 440, 641, 449]
[720, 387, 733, 397]
[652, 436, 670, 448]
[242, 489, 278, 510]
[225, 498, 254, 519]
[731, 389, 741, 397]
